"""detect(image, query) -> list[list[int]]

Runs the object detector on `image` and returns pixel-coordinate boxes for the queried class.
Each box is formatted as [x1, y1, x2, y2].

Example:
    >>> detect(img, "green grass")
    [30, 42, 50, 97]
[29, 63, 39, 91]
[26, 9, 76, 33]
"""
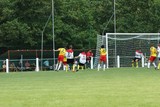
[0, 68, 160, 107]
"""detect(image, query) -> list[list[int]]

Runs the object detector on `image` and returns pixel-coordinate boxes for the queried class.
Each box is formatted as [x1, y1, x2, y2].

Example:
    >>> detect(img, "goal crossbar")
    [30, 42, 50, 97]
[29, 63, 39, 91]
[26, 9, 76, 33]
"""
[104, 33, 160, 68]
[106, 33, 160, 35]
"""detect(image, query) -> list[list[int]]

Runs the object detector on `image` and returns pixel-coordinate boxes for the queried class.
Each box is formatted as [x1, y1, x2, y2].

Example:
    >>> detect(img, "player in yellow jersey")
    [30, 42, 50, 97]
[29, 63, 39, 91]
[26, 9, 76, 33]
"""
[54, 47, 66, 71]
[98, 45, 107, 71]
[148, 44, 157, 69]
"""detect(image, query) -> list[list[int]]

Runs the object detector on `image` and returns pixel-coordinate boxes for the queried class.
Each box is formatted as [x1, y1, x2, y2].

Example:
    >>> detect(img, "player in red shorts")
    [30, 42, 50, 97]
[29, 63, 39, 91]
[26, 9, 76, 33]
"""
[54, 47, 66, 71]
[86, 49, 93, 68]
[98, 45, 107, 71]
[148, 44, 157, 69]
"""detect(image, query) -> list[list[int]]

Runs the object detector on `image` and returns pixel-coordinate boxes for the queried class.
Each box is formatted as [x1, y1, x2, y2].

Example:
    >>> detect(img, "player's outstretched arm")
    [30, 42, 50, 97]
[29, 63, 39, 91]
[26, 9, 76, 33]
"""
[53, 49, 59, 52]
[75, 56, 79, 59]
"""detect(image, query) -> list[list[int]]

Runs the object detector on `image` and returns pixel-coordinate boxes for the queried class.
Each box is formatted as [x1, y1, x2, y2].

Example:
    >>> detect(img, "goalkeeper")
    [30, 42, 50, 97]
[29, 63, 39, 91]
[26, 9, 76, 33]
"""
[132, 49, 144, 68]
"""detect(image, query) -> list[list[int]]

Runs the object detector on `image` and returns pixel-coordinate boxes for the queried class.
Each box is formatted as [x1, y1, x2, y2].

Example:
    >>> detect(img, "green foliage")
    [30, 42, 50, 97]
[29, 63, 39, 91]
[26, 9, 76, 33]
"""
[116, 0, 160, 33]
[0, 19, 31, 47]
[0, 0, 160, 50]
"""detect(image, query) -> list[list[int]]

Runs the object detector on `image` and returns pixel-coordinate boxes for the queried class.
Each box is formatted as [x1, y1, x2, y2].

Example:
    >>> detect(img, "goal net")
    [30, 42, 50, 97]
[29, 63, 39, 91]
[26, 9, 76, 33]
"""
[95, 33, 160, 68]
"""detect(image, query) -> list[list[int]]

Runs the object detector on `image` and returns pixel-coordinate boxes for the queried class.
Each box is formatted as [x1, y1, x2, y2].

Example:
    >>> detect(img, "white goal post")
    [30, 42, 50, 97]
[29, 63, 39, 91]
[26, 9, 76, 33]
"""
[104, 33, 160, 68]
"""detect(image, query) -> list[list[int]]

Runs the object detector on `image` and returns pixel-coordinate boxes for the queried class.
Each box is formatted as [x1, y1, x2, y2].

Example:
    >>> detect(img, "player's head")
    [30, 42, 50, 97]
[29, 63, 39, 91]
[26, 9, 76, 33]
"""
[150, 43, 154, 47]
[88, 49, 92, 52]
[101, 45, 104, 48]
[69, 45, 72, 49]
[139, 49, 142, 53]
[81, 48, 85, 52]
[62, 44, 66, 48]
[64, 46, 67, 49]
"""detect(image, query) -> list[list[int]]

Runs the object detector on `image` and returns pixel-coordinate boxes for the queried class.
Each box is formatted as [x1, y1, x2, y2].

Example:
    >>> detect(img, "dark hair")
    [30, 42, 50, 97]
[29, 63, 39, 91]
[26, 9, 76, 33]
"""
[69, 45, 72, 49]
[101, 45, 104, 48]
[88, 49, 92, 52]
[150, 43, 154, 47]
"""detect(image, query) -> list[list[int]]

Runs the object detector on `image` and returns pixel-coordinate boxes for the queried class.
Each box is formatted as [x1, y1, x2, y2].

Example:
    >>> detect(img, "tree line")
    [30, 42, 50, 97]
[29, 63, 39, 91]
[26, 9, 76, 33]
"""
[0, 0, 160, 50]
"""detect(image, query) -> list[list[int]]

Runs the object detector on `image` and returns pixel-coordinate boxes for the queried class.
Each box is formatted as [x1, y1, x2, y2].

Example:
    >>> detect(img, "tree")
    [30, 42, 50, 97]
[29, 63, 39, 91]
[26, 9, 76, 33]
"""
[0, 0, 160, 50]
[0, 19, 31, 47]
[116, 0, 160, 33]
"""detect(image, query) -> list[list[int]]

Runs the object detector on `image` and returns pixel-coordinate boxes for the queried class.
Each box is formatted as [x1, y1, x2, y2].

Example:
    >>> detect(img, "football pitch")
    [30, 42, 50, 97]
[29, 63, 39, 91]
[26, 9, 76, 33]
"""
[0, 68, 160, 107]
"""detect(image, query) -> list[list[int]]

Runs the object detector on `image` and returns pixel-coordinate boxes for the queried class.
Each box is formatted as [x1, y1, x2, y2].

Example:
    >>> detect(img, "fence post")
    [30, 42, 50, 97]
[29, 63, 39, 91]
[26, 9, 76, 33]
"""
[36, 58, 39, 72]
[90, 57, 93, 69]
[6, 59, 9, 73]
[141, 57, 144, 67]
[117, 55, 120, 68]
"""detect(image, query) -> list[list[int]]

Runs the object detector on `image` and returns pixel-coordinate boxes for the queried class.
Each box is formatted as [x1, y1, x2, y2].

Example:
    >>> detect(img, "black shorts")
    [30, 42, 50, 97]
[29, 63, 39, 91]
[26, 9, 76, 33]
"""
[133, 57, 141, 62]
[87, 57, 91, 61]
[79, 63, 85, 66]
[67, 59, 74, 64]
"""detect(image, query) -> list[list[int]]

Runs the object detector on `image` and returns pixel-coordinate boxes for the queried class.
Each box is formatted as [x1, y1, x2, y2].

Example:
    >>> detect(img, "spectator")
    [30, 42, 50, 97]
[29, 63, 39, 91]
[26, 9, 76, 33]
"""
[2, 60, 6, 72]
[25, 60, 31, 71]
[31, 63, 36, 71]
[43, 60, 49, 70]
[17, 61, 24, 71]
[10, 62, 17, 72]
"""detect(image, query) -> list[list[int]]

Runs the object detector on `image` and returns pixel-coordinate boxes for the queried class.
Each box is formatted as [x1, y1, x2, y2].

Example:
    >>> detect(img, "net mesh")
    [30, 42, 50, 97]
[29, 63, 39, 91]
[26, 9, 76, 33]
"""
[103, 33, 160, 67]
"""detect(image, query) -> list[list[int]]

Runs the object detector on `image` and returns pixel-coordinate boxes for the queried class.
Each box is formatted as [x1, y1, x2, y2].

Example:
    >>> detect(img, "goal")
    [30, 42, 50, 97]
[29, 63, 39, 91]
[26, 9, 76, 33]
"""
[94, 33, 160, 68]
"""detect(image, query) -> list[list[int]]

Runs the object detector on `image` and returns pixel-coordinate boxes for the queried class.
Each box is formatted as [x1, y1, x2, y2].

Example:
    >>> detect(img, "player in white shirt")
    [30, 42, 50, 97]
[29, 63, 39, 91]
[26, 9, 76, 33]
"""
[132, 49, 144, 68]
[157, 44, 160, 69]
[66, 45, 74, 72]
[75, 51, 86, 71]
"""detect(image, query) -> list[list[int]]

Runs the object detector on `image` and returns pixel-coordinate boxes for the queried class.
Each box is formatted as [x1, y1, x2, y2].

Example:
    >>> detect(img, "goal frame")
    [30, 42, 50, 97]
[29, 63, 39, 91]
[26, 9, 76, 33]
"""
[105, 33, 160, 68]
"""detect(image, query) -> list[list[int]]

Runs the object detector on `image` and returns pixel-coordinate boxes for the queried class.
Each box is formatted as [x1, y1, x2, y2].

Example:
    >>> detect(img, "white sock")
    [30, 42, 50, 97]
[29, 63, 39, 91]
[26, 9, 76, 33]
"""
[152, 62, 157, 68]
[63, 65, 66, 70]
[103, 64, 105, 71]
[55, 63, 59, 70]
[58, 62, 62, 70]
[98, 64, 100, 71]
[148, 62, 150, 68]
